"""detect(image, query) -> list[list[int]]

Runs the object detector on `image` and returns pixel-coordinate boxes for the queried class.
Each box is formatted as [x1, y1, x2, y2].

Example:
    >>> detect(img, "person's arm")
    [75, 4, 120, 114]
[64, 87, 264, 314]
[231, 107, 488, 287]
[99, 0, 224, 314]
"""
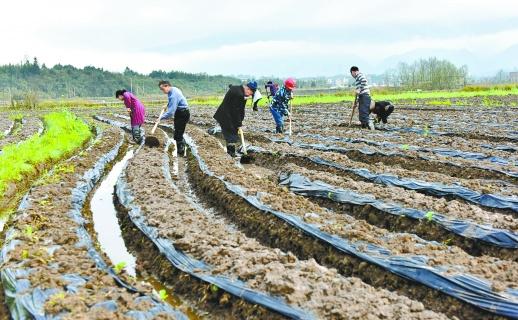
[123, 92, 133, 109]
[161, 92, 178, 120]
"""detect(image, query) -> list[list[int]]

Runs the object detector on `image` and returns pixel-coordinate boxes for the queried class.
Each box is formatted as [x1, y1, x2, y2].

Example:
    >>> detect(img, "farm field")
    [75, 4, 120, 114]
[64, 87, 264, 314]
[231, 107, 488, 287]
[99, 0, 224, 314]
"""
[0, 99, 517, 319]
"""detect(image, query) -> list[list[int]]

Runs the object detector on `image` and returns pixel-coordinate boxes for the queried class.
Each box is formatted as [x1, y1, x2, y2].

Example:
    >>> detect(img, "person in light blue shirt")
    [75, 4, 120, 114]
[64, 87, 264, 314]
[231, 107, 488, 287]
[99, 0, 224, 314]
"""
[158, 80, 190, 155]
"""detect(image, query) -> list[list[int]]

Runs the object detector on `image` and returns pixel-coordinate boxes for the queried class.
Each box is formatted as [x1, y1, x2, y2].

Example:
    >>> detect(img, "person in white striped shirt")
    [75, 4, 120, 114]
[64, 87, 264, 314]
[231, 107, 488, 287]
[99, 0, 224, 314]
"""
[350, 66, 374, 130]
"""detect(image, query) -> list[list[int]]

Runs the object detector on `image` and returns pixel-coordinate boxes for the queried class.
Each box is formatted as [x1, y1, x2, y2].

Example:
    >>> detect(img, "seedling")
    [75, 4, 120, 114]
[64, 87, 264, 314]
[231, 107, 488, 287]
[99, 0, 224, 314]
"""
[442, 238, 453, 246]
[423, 125, 430, 137]
[24, 225, 34, 238]
[210, 284, 219, 293]
[158, 289, 168, 301]
[47, 292, 66, 307]
[400, 144, 410, 151]
[21, 249, 29, 260]
[113, 261, 127, 274]
[424, 211, 435, 222]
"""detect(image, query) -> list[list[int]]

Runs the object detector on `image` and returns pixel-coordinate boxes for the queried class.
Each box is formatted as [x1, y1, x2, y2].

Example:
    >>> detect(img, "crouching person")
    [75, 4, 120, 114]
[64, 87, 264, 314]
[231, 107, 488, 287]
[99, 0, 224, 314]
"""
[158, 80, 190, 156]
[116, 89, 146, 144]
[370, 101, 395, 128]
[214, 81, 257, 157]
[270, 78, 296, 133]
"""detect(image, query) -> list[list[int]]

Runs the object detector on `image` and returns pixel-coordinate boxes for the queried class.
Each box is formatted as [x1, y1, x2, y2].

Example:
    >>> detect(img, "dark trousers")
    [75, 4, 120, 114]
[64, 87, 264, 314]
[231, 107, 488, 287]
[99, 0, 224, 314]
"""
[173, 108, 190, 144]
[221, 127, 238, 145]
[221, 126, 239, 157]
[131, 125, 142, 144]
[358, 94, 371, 125]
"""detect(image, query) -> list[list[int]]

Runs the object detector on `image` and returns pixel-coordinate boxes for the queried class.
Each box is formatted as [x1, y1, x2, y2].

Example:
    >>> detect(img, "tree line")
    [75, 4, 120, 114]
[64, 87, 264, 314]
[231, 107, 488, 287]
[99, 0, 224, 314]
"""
[382, 57, 469, 90]
[0, 58, 241, 100]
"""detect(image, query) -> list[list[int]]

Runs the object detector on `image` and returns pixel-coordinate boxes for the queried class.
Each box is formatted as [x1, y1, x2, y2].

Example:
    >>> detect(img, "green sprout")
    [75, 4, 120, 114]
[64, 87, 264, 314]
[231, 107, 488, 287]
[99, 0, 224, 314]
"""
[113, 261, 127, 274]
[210, 284, 219, 293]
[424, 211, 435, 222]
[21, 250, 29, 259]
[423, 125, 430, 137]
[158, 289, 168, 301]
[47, 292, 66, 307]
[442, 238, 453, 246]
[400, 144, 410, 151]
[24, 225, 34, 238]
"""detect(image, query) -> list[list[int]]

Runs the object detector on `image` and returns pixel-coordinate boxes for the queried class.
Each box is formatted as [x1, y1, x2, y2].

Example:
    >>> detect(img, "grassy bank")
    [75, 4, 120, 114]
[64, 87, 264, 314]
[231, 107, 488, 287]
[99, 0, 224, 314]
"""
[0, 111, 92, 208]
[2, 85, 517, 110]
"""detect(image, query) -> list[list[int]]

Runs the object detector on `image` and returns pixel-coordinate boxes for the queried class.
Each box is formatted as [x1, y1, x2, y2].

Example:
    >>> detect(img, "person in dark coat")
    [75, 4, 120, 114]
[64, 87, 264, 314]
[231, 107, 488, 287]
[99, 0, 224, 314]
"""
[370, 100, 395, 128]
[214, 81, 257, 157]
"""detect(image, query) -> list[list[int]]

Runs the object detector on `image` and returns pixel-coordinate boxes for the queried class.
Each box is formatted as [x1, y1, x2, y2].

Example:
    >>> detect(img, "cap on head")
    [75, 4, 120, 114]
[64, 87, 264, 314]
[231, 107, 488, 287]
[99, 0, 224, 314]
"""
[284, 78, 296, 90]
[246, 80, 258, 92]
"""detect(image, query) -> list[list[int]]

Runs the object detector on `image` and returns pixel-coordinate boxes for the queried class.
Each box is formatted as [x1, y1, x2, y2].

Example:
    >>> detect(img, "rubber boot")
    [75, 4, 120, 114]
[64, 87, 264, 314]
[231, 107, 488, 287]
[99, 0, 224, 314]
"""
[226, 144, 237, 157]
[368, 118, 375, 130]
[176, 140, 185, 157]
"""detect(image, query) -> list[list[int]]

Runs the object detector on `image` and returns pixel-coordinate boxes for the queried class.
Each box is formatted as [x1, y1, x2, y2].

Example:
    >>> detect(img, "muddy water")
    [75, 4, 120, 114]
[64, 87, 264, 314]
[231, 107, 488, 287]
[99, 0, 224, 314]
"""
[90, 149, 137, 276]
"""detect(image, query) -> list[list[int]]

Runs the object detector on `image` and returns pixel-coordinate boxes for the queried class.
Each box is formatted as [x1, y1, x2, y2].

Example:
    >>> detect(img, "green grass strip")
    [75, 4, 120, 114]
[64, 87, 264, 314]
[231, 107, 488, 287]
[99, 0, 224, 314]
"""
[0, 111, 92, 198]
[189, 88, 518, 107]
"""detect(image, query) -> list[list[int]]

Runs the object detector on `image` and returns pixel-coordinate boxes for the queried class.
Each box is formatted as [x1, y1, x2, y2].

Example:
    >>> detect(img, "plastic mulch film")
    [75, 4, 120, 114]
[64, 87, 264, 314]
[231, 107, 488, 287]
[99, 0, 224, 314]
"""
[185, 135, 518, 319]
[93, 115, 132, 132]
[481, 143, 518, 153]
[0, 131, 186, 320]
[305, 155, 518, 213]
[297, 133, 517, 166]
[114, 138, 313, 320]
[270, 136, 518, 179]
[279, 171, 518, 249]
[266, 137, 518, 211]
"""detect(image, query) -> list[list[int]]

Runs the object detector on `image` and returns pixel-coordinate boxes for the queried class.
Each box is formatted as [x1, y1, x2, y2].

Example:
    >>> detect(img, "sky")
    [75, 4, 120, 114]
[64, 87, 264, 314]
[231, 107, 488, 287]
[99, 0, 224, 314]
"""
[1, 0, 518, 77]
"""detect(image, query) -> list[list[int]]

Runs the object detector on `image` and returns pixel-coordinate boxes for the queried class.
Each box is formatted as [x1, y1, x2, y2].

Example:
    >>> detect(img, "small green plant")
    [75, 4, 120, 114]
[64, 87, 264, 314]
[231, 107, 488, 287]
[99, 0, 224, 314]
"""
[424, 211, 435, 222]
[24, 225, 34, 238]
[158, 289, 168, 301]
[423, 125, 430, 137]
[400, 144, 410, 151]
[113, 261, 127, 274]
[442, 238, 453, 246]
[21, 249, 29, 259]
[8, 113, 23, 121]
[210, 284, 219, 293]
[47, 292, 66, 307]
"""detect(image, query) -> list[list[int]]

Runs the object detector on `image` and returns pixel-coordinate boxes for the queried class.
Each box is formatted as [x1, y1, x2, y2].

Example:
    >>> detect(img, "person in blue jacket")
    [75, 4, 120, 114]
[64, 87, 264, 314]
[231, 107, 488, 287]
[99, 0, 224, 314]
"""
[270, 78, 296, 133]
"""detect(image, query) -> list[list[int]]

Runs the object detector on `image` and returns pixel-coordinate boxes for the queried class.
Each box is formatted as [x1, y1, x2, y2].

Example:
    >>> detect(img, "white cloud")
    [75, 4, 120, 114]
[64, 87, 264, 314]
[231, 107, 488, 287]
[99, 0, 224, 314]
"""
[1, 0, 518, 76]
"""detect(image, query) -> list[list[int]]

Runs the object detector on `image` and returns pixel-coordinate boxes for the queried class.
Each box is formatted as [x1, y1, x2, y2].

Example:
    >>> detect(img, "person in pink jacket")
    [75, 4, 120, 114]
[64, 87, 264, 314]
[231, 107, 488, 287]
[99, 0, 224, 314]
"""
[116, 89, 146, 144]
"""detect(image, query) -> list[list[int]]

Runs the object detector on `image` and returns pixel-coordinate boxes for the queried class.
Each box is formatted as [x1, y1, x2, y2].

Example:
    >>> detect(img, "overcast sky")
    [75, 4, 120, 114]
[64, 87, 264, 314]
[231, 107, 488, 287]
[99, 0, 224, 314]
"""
[1, 0, 518, 77]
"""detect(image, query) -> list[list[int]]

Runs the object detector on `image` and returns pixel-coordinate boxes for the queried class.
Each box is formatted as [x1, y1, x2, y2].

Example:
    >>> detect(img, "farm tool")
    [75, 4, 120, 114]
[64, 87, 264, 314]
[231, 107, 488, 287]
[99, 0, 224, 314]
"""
[144, 106, 166, 147]
[348, 94, 358, 126]
[238, 127, 253, 164]
[288, 101, 293, 136]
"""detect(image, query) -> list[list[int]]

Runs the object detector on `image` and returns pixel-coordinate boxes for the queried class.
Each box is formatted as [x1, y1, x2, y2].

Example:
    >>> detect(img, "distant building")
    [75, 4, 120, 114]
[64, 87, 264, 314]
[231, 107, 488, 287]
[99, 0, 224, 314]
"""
[510, 72, 518, 82]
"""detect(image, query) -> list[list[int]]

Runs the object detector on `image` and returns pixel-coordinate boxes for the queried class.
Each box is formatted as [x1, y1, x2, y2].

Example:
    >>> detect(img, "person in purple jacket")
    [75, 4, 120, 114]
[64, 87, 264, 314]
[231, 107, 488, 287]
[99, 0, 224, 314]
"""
[116, 89, 146, 144]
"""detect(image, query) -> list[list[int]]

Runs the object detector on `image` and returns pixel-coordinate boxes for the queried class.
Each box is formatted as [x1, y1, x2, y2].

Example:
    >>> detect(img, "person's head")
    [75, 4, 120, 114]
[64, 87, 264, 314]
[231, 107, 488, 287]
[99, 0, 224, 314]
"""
[115, 89, 127, 100]
[244, 80, 257, 97]
[158, 80, 172, 94]
[284, 78, 296, 91]
[350, 66, 360, 77]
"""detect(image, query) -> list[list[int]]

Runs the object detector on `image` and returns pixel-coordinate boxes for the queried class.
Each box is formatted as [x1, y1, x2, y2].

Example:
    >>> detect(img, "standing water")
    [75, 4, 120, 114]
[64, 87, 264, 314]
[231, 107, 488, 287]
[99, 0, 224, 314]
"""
[90, 149, 137, 276]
